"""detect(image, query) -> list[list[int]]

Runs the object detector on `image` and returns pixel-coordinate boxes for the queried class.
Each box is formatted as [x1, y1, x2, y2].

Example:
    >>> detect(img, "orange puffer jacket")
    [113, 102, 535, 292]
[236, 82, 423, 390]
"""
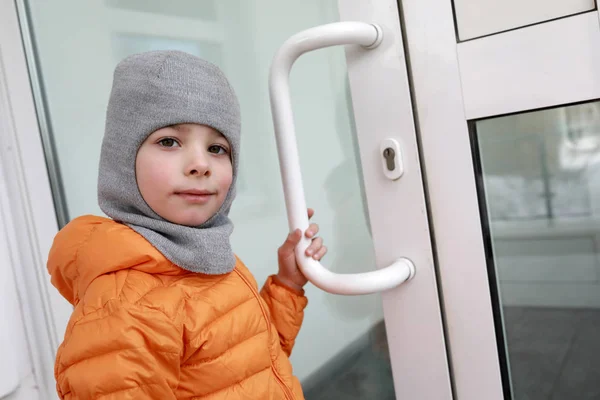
[47, 215, 308, 399]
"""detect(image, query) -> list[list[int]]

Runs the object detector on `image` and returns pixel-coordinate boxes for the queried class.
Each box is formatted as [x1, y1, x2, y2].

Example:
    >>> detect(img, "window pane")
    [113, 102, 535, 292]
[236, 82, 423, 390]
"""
[474, 101, 600, 398]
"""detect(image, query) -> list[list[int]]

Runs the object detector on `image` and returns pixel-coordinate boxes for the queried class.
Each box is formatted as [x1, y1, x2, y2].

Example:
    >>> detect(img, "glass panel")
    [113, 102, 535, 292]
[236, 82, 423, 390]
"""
[105, 0, 218, 20]
[453, 0, 594, 40]
[474, 102, 600, 398]
[24, 1, 394, 398]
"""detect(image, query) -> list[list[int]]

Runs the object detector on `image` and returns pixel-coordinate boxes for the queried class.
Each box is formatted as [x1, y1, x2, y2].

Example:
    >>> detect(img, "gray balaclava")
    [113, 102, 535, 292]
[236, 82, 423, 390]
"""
[98, 50, 241, 274]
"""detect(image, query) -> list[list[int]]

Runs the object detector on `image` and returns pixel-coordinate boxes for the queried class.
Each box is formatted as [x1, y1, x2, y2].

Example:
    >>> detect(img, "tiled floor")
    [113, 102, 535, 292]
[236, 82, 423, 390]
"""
[303, 307, 600, 399]
[302, 321, 395, 400]
[504, 307, 600, 400]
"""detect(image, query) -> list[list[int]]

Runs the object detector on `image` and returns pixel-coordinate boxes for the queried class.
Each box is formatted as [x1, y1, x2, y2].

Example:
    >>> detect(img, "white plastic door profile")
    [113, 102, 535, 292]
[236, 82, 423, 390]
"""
[0, 0, 454, 398]
[401, 0, 600, 398]
[264, 0, 454, 396]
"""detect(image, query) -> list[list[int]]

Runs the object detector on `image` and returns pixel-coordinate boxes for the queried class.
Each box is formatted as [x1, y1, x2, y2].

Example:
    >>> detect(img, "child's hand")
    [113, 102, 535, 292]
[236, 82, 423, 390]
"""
[276, 208, 327, 291]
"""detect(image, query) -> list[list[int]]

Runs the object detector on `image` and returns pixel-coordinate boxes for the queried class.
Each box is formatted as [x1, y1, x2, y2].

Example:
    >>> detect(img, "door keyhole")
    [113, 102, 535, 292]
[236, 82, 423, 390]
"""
[383, 147, 396, 171]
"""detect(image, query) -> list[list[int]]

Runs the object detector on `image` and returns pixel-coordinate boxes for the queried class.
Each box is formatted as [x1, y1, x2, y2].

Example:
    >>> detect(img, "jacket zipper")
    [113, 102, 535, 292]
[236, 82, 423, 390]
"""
[235, 270, 295, 400]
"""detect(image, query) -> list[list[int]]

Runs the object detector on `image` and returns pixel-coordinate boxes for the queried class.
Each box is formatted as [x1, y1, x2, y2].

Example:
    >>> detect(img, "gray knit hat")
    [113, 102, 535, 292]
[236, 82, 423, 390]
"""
[98, 50, 240, 274]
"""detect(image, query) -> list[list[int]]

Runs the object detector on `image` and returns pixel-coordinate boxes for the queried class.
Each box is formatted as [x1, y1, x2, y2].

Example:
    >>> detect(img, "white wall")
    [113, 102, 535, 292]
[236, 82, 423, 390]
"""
[26, 0, 383, 380]
[0, 162, 33, 398]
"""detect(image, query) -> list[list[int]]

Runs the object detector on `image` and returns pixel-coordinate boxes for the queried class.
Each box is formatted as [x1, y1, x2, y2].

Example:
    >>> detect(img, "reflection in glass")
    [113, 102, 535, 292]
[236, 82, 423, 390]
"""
[105, 0, 218, 20]
[111, 33, 223, 67]
[474, 101, 600, 399]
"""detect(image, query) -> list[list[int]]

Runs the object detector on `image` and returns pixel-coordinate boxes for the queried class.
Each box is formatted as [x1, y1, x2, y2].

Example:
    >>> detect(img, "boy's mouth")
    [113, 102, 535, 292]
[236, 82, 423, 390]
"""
[175, 189, 216, 204]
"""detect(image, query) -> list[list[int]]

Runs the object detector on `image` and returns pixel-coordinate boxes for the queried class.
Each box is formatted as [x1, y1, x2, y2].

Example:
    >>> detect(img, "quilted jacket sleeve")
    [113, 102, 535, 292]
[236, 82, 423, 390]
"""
[260, 275, 308, 356]
[55, 303, 182, 399]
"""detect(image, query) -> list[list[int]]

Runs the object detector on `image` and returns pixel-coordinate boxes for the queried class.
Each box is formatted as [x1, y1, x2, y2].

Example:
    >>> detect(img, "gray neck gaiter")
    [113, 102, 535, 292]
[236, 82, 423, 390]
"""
[98, 50, 241, 274]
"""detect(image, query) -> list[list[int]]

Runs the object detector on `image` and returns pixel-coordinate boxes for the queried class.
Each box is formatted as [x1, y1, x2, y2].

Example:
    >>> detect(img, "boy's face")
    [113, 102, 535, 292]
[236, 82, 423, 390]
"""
[136, 123, 233, 226]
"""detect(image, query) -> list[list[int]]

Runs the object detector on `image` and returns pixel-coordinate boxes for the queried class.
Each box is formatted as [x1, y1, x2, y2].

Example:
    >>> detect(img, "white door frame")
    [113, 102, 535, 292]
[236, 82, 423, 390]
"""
[338, 0, 453, 397]
[0, 1, 72, 399]
[401, 0, 600, 398]
[400, 1, 506, 397]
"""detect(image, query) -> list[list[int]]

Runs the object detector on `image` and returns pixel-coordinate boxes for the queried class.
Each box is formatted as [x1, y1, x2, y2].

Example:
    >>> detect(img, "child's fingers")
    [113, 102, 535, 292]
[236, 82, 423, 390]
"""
[312, 245, 328, 260]
[307, 208, 315, 219]
[278, 229, 302, 257]
[305, 223, 319, 238]
[305, 237, 323, 257]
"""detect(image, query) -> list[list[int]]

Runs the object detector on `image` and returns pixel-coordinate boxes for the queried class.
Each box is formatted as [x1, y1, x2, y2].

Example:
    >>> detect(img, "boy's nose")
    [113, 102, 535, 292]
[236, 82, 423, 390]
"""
[185, 152, 211, 177]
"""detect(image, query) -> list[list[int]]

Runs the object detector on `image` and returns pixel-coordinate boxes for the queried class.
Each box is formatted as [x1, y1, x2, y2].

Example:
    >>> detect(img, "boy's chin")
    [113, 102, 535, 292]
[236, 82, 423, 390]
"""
[164, 212, 213, 227]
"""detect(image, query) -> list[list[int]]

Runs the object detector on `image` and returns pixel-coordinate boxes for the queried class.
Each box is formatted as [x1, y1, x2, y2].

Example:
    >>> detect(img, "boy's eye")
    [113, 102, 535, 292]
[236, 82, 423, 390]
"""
[208, 145, 228, 155]
[158, 138, 179, 148]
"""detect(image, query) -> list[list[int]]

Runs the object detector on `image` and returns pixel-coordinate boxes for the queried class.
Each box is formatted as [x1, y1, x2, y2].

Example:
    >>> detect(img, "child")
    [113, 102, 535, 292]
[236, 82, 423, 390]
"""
[47, 50, 326, 399]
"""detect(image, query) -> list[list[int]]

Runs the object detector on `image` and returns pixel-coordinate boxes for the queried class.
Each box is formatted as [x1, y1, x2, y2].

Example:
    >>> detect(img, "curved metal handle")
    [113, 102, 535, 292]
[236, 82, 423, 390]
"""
[268, 22, 416, 295]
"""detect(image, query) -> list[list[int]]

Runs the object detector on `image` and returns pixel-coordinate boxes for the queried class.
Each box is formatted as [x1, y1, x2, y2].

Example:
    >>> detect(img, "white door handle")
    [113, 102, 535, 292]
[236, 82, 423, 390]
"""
[268, 22, 416, 295]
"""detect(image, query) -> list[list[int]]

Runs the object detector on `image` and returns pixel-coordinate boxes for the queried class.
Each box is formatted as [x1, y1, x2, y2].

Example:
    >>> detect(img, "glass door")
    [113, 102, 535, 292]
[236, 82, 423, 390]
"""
[1, 0, 454, 399]
[402, 0, 600, 398]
